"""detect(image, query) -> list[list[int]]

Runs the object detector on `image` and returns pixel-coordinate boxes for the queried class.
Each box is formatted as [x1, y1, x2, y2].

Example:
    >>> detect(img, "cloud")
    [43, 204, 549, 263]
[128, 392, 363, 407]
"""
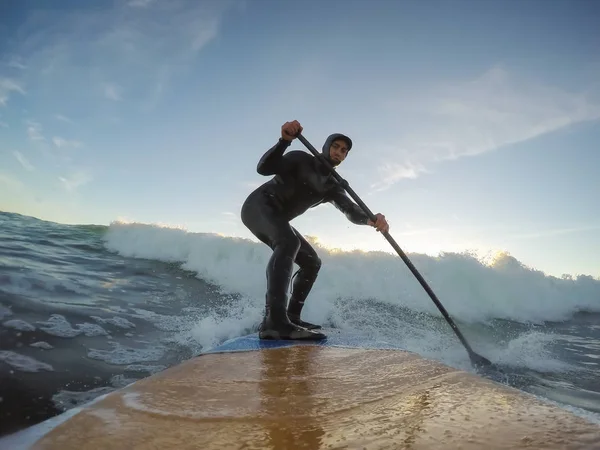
[0, 78, 25, 106]
[508, 224, 600, 240]
[241, 181, 262, 190]
[52, 136, 83, 149]
[10, 0, 239, 111]
[13, 151, 35, 171]
[219, 212, 239, 226]
[371, 160, 429, 192]
[8, 59, 27, 70]
[0, 121, 7, 128]
[103, 83, 122, 101]
[59, 170, 93, 192]
[26, 120, 45, 141]
[373, 66, 600, 191]
[54, 114, 73, 123]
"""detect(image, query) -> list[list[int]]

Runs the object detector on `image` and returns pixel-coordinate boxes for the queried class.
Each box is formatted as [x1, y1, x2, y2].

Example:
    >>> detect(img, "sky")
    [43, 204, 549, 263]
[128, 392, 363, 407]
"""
[1, 0, 599, 278]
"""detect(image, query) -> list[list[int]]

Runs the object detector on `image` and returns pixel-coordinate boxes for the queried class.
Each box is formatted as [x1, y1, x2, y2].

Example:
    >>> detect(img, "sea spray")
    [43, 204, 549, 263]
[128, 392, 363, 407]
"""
[103, 221, 600, 325]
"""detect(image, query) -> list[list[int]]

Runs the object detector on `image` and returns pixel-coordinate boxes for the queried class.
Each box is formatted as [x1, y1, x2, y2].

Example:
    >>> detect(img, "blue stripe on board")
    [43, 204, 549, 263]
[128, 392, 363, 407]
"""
[203, 328, 407, 354]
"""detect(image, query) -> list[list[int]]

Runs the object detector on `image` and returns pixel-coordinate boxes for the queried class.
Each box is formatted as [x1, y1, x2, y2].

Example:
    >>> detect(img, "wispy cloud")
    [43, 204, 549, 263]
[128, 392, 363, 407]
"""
[372, 66, 600, 191]
[0, 78, 26, 106]
[13, 151, 35, 171]
[0, 121, 7, 128]
[509, 224, 600, 240]
[54, 114, 73, 123]
[219, 211, 239, 225]
[26, 120, 45, 141]
[103, 83, 122, 101]
[241, 181, 262, 190]
[52, 136, 83, 149]
[59, 170, 93, 192]
[374, 160, 428, 188]
[8, 59, 27, 70]
[11, 1, 239, 112]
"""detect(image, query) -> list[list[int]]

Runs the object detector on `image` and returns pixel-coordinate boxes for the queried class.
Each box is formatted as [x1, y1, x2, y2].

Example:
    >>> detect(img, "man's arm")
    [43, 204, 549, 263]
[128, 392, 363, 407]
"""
[327, 185, 370, 225]
[257, 120, 306, 176]
[256, 138, 293, 175]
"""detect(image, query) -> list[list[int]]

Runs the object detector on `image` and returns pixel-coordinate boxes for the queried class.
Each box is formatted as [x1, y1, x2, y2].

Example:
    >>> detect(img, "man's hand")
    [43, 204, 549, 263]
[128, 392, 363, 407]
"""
[281, 120, 303, 141]
[368, 213, 389, 233]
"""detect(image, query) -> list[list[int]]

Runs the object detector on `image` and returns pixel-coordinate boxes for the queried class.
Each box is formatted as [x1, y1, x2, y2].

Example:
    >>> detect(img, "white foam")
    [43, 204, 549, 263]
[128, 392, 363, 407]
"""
[0, 351, 54, 372]
[76, 322, 109, 337]
[110, 374, 138, 388]
[2, 319, 36, 331]
[91, 316, 136, 329]
[30, 341, 54, 350]
[100, 222, 600, 372]
[0, 304, 13, 320]
[87, 341, 165, 365]
[53, 386, 114, 411]
[103, 222, 600, 325]
[187, 299, 263, 352]
[4, 272, 92, 297]
[35, 314, 111, 338]
[129, 308, 191, 333]
[490, 331, 575, 372]
[124, 364, 166, 374]
[36, 314, 81, 337]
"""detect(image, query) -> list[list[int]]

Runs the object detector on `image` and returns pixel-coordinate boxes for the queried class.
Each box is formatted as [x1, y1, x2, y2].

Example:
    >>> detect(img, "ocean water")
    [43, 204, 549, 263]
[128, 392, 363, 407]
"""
[1, 210, 599, 437]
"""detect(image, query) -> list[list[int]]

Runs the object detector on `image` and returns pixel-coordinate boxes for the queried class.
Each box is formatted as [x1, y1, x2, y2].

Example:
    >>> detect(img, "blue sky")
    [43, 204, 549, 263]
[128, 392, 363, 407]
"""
[1, 0, 599, 278]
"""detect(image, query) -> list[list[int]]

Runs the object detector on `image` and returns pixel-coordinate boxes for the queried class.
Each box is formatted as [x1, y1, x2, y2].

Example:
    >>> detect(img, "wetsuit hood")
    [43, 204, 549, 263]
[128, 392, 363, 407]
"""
[322, 133, 352, 161]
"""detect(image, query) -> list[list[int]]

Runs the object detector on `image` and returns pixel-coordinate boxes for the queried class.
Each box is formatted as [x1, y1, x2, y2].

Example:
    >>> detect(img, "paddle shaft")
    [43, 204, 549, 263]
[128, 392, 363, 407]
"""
[296, 133, 481, 360]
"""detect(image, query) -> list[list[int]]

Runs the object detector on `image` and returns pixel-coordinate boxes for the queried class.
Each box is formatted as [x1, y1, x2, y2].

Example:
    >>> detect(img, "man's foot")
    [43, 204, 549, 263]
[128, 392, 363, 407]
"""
[288, 314, 322, 330]
[258, 320, 326, 341]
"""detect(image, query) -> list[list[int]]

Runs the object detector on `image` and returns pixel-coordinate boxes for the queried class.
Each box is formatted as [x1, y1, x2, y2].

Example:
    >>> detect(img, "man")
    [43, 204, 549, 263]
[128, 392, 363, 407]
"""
[241, 120, 390, 341]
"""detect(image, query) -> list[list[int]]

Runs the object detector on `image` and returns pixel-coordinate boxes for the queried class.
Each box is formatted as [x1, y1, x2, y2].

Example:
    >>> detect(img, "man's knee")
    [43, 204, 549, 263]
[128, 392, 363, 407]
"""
[302, 254, 321, 278]
[312, 255, 322, 273]
[274, 233, 301, 258]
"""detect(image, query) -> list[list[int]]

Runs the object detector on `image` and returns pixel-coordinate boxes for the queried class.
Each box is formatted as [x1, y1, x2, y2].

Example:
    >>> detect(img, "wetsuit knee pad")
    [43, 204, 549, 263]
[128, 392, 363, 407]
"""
[312, 256, 322, 272]
[303, 256, 321, 279]
[292, 257, 321, 290]
[272, 234, 301, 260]
[266, 234, 301, 287]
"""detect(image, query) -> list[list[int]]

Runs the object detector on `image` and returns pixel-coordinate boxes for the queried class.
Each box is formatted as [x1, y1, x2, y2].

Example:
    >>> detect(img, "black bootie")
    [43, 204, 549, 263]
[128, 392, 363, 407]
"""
[287, 298, 322, 330]
[259, 294, 326, 341]
[259, 246, 325, 340]
[286, 263, 323, 330]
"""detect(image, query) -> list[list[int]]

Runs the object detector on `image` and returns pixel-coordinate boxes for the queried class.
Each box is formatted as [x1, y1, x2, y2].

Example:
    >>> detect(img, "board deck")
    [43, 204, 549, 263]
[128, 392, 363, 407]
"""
[2, 331, 600, 449]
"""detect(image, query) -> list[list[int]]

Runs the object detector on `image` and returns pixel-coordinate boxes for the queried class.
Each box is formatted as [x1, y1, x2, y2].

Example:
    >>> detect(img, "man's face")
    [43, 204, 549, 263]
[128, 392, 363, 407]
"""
[329, 139, 349, 166]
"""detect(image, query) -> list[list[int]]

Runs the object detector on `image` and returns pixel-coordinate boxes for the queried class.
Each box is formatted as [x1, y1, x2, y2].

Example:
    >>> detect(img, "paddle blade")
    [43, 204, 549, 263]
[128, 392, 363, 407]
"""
[469, 351, 493, 370]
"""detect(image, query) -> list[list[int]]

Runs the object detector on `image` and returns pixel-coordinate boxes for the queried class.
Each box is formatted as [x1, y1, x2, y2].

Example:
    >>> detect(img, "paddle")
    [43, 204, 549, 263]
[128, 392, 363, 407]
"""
[296, 132, 493, 370]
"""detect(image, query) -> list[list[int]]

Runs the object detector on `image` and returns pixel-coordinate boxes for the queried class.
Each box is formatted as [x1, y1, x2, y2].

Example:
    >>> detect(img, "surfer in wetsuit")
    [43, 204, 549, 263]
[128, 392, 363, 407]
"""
[241, 120, 389, 340]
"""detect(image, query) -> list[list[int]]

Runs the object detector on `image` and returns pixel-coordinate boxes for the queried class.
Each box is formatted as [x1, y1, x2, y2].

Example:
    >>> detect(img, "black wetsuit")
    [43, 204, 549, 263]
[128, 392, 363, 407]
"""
[241, 136, 369, 339]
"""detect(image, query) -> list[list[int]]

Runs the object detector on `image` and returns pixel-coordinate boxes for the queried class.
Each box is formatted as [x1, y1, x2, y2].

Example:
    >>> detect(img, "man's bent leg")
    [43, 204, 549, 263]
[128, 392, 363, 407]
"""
[261, 234, 298, 330]
[261, 234, 326, 340]
[241, 193, 325, 340]
[287, 229, 323, 330]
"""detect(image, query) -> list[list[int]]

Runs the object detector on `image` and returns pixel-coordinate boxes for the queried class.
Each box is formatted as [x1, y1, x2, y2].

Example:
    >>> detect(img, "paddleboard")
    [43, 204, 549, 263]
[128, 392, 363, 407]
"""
[1, 328, 599, 449]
